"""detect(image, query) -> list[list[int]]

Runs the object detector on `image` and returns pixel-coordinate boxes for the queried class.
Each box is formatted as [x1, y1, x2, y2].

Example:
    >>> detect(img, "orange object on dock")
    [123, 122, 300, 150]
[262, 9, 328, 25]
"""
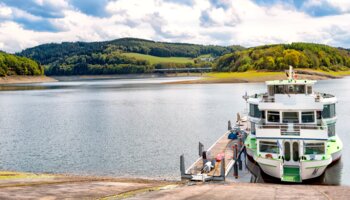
[216, 153, 225, 162]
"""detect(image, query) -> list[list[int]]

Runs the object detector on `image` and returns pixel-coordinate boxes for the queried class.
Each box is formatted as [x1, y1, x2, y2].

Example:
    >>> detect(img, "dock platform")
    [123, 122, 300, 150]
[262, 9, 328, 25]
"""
[180, 120, 248, 182]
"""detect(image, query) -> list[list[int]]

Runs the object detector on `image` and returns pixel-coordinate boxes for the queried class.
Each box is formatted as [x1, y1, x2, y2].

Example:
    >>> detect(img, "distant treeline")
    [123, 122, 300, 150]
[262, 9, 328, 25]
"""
[215, 43, 350, 72]
[39, 52, 214, 76]
[0, 52, 43, 76]
[13, 40, 350, 76]
[18, 38, 234, 75]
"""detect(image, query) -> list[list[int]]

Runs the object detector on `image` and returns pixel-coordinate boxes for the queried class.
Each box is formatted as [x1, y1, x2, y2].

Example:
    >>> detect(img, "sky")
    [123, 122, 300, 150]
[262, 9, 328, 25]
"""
[0, 0, 350, 53]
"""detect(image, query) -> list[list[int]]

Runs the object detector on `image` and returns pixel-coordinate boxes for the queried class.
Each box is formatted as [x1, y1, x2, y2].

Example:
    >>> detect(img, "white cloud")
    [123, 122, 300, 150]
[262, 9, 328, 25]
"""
[0, 0, 350, 53]
[0, 4, 12, 18]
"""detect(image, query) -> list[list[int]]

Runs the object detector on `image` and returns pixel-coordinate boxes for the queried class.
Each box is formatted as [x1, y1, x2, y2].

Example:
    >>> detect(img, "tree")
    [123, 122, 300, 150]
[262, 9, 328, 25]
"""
[283, 49, 300, 67]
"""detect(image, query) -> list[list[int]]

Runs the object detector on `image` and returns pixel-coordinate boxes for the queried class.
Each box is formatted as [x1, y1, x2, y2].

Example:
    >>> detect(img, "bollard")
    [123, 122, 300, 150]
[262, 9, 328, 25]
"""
[237, 137, 243, 170]
[199, 142, 204, 157]
[238, 152, 243, 170]
[243, 146, 247, 160]
[180, 154, 185, 176]
[238, 138, 242, 152]
[220, 158, 226, 180]
[233, 144, 238, 178]
[234, 161, 238, 178]
[228, 120, 232, 130]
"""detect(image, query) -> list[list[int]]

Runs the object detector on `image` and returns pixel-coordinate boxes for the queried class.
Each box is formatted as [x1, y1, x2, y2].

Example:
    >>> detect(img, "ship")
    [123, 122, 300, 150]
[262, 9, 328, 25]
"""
[244, 66, 343, 182]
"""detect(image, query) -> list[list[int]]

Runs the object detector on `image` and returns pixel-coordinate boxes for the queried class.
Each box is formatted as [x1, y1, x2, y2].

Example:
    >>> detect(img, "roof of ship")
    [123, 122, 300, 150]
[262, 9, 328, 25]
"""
[266, 79, 316, 85]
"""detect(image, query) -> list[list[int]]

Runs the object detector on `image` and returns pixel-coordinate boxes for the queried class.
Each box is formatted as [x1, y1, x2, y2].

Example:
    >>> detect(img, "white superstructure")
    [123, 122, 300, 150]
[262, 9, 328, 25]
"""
[245, 67, 342, 182]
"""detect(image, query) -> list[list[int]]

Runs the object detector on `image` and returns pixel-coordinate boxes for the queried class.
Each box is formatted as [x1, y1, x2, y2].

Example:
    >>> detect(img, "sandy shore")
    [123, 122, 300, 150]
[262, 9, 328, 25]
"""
[0, 171, 176, 199]
[0, 171, 349, 199]
[0, 76, 57, 84]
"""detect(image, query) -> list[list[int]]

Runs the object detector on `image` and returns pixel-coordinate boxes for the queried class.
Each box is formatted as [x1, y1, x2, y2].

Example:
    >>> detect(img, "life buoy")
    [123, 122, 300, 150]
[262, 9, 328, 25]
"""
[216, 153, 225, 162]
[265, 154, 273, 159]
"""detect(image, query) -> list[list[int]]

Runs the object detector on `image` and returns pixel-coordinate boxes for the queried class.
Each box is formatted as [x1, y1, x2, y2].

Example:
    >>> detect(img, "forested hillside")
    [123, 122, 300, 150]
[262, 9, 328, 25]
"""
[18, 38, 241, 75]
[215, 43, 350, 72]
[16, 40, 350, 76]
[0, 52, 44, 76]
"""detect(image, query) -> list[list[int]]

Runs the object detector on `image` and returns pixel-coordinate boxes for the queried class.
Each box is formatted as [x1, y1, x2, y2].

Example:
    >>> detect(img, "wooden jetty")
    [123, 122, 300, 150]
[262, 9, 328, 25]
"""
[180, 119, 249, 182]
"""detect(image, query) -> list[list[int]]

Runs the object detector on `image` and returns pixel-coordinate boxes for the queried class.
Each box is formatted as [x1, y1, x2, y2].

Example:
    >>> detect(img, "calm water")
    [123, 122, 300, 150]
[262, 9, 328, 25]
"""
[0, 77, 349, 185]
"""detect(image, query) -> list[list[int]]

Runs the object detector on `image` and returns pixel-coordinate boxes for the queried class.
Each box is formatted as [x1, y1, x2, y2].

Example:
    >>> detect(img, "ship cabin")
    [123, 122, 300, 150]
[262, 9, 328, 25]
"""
[247, 78, 337, 162]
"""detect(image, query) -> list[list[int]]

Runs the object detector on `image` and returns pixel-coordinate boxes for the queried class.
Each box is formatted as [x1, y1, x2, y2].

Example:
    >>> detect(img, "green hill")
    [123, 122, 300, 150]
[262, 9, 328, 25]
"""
[17, 38, 242, 75]
[215, 43, 350, 72]
[0, 52, 44, 77]
[16, 40, 350, 76]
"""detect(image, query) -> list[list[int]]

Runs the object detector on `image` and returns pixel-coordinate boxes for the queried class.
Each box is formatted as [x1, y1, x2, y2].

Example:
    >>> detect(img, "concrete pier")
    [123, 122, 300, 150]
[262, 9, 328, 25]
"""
[181, 120, 248, 181]
[129, 182, 350, 200]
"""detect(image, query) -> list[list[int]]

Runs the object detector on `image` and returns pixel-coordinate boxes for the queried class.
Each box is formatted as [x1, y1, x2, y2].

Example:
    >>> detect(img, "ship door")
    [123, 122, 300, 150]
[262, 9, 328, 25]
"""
[283, 140, 299, 165]
[284, 141, 291, 162]
[292, 141, 300, 162]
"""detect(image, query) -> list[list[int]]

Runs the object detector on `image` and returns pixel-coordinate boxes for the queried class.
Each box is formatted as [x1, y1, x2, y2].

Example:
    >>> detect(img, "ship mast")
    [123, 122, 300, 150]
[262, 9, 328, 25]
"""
[288, 65, 294, 81]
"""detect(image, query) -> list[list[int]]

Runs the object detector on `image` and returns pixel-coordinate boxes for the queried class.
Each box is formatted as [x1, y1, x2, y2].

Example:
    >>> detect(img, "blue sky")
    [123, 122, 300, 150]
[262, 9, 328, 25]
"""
[0, 0, 350, 52]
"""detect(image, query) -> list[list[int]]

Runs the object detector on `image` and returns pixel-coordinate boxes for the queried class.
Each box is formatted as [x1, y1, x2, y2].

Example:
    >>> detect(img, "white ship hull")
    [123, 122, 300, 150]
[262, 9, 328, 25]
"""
[246, 144, 342, 181]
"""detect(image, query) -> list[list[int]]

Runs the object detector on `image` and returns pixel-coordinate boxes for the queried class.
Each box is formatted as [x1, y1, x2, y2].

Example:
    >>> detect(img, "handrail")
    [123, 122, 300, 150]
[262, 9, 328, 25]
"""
[256, 123, 327, 136]
[256, 124, 327, 130]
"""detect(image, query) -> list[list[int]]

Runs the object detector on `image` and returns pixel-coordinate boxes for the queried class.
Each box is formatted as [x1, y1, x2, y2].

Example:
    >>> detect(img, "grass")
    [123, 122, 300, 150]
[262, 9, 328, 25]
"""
[292, 68, 350, 77]
[197, 54, 212, 58]
[172, 68, 350, 84]
[204, 68, 350, 81]
[122, 53, 194, 65]
[205, 71, 284, 79]
[0, 171, 54, 180]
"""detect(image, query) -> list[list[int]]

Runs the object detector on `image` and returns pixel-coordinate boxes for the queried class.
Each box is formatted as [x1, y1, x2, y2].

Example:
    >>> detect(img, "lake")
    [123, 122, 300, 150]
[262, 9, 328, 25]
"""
[0, 76, 349, 185]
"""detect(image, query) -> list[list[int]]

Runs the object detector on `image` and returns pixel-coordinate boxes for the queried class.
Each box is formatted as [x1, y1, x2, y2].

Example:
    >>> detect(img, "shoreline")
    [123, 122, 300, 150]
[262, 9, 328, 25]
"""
[0, 75, 58, 84]
[0, 69, 349, 85]
[167, 69, 350, 84]
[0, 171, 349, 199]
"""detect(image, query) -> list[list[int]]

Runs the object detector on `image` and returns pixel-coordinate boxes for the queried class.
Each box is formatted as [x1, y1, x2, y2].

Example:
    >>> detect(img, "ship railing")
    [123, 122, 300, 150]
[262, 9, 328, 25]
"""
[256, 123, 327, 136]
[261, 94, 275, 103]
[314, 92, 335, 102]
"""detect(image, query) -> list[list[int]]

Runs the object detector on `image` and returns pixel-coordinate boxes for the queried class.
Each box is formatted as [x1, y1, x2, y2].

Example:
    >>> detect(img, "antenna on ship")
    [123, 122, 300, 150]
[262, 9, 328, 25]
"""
[286, 65, 297, 81]
[242, 91, 249, 115]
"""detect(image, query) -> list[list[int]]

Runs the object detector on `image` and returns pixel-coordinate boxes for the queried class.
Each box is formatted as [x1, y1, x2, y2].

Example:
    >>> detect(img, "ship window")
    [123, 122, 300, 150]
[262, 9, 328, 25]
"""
[293, 142, 299, 161]
[316, 111, 322, 120]
[251, 122, 256, 135]
[282, 112, 299, 123]
[284, 142, 291, 161]
[286, 85, 306, 94]
[267, 111, 280, 123]
[307, 86, 312, 94]
[328, 123, 336, 137]
[322, 104, 336, 118]
[302, 112, 315, 123]
[304, 143, 325, 155]
[249, 104, 261, 118]
[259, 141, 279, 154]
[274, 85, 284, 94]
[295, 85, 305, 94]
[288, 85, 294, 93]
[268, 86, 274, 96]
